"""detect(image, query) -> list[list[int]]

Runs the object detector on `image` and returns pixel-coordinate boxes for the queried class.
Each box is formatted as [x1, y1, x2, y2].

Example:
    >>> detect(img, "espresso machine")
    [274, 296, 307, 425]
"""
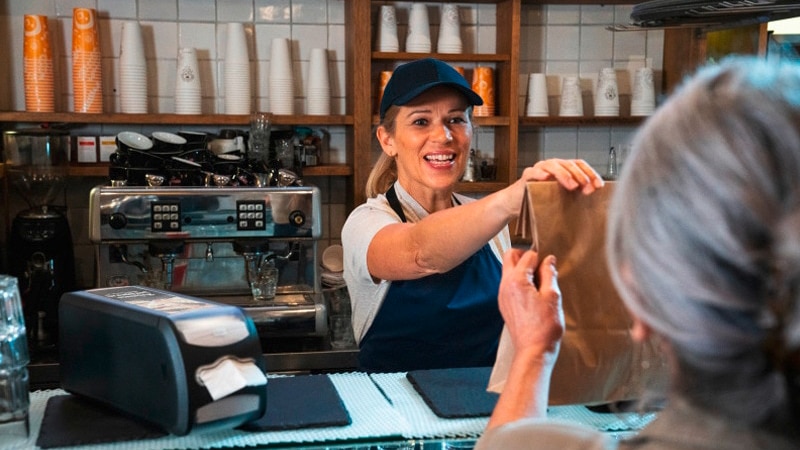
[3, 128, 76, 355]
[88, 185, 328, 351]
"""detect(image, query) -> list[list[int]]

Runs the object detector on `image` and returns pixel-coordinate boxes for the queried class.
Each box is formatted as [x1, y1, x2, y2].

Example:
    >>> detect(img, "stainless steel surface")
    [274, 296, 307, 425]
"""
[89, 185, 321, 242]
[89, 184, 329, 338]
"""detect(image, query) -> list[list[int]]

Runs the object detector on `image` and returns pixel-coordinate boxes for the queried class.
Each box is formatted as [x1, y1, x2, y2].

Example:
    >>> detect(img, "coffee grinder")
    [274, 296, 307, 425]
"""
[3, 128, 75, 356]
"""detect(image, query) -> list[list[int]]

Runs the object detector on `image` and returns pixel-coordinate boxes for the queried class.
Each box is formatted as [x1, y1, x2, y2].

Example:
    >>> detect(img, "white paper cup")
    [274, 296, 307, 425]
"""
[525, 73, 549, 117]
[594, 68, 619, 117]
[559, 75, 583, 117]
[406, 4, 431, 53]
[377, 5, 399, 52]
[438, 4, 462, 54]
[175, 47, 201, 114]
[631, 67, 655, 116]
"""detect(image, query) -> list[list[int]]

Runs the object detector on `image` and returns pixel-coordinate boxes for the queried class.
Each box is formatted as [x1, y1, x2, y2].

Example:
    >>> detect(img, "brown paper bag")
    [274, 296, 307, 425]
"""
[489, 181, 668, 405]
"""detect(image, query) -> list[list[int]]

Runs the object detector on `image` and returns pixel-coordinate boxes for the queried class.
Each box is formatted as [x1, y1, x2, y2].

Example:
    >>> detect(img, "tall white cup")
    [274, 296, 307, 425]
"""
[406, 4, 431, 53]
[119, 21, 147, 113]
[559, 75, 583, 117]
[525, 73, 549, 117]
[377, 5, 399, 52]
[594, 68, 619, 117]
[175, 47, 201, 114]
[269, 38, 294, 115]
[307, 48, 330, 115]
[224, 23, 251, 114]
[437, 4, 462, 54]
[631, 67, 655, 116]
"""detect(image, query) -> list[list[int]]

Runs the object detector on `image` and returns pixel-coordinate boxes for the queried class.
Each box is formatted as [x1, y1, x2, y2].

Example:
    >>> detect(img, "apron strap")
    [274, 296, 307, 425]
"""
[386, 183, 407, 223]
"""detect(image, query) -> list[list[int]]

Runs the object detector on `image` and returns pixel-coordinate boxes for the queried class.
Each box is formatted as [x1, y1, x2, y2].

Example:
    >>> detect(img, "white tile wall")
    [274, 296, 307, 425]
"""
[0, 0, 663, 287]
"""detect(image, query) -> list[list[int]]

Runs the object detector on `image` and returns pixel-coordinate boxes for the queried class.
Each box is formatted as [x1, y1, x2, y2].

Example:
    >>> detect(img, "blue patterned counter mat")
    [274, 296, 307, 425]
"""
[1, 372, 405, 450]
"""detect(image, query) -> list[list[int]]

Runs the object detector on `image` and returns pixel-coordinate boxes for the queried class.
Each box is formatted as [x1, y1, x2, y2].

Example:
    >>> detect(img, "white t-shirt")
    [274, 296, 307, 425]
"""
[341, 182, 509, 343]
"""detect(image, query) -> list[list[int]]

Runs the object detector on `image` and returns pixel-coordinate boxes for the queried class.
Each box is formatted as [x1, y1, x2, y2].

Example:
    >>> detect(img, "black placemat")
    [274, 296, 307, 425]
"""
[36, 394, 167, 449]
[406, 366, 499, 419]
[240, 374, 351, 431]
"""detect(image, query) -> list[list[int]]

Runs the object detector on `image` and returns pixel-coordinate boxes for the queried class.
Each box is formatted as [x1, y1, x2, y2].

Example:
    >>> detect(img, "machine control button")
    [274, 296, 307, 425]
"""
[289, 210, 306, 227]
[236, 200, 267, 231]
[108, 213, 128, 230]
[151, 201, 181, 233]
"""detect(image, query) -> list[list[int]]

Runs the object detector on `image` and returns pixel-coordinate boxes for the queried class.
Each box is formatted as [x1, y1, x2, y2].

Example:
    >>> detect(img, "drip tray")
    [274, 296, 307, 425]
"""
[204, 293, 326, 336]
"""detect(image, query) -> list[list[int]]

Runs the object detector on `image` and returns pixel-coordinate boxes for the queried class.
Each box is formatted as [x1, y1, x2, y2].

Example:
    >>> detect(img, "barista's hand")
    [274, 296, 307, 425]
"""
[524, 158, 604, 195]
[498, 249, 564, 361]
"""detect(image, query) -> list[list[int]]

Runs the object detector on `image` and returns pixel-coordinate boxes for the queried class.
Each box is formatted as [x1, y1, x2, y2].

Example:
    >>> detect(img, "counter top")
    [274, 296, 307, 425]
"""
[29, 349, 360, 390]
[7, 370, 655, 450]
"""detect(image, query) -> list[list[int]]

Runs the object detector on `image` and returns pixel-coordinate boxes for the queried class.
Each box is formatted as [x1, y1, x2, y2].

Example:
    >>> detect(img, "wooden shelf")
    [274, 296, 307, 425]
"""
[372, 52, 511, 63]
[519, 116, 645, 126]
[66, 163, 353, 178]
[0, 112, 353, 127]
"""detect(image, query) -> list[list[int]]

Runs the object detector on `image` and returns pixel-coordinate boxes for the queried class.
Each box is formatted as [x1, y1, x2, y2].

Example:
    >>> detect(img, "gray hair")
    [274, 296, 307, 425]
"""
[607, 57, 800, 426]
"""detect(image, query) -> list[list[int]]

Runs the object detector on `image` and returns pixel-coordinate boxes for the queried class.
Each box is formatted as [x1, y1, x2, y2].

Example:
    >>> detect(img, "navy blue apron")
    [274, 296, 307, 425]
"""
[357, 184, 504, 372]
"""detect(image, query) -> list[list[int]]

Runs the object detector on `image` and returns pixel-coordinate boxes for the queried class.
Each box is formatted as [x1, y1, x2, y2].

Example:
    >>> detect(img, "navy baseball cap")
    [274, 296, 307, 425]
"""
[379, 58, 484, 120]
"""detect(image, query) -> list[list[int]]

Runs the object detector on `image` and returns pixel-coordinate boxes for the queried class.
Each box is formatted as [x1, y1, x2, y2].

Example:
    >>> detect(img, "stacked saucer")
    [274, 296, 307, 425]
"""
[224, 23, 251, 115]
[119, 21, 147, 113]
[269, 38, 294, 115]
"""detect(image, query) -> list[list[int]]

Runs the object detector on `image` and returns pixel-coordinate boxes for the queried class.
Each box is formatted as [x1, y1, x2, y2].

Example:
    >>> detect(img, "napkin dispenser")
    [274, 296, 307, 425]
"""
[59, 286, 267, 435]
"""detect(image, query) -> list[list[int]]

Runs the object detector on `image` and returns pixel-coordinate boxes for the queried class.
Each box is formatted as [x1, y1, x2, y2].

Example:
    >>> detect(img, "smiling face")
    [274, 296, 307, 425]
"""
[377, 85, 474, 210]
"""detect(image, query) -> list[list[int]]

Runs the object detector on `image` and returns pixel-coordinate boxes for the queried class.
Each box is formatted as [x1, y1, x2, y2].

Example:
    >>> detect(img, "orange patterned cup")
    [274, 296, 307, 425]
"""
[472, 66, 495, 117]
[24, 15, 51, 59]
[72, 8, 99, 53]
[72, 8, 102, 113]
[24, 15, 55, 112]
[378, 70, 393, 111]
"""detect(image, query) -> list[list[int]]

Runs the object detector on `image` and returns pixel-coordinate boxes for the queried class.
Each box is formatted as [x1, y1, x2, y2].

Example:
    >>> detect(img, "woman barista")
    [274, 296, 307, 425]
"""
[342, 58, 604, 372]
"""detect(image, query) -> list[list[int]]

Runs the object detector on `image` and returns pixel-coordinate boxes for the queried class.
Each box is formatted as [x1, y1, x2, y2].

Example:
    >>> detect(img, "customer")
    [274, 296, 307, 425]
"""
[476, 56, 800, 449]
[342, 58, 603, 372]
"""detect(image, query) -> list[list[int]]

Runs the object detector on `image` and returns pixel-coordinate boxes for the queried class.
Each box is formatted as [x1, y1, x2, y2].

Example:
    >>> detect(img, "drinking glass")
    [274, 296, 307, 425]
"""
[249, 112, 271, 162]
[0, 275, 30, 440]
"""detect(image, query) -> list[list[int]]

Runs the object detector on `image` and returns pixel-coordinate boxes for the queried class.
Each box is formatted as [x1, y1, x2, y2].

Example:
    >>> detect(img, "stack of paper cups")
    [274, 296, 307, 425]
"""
[23, 15, 55, 112]
[472, 67, 495, 117]
[306, 48, 330, 115]
[525, 73, 549, 117]
[72, 8, 103, 113]
[377, 5, 399, 52]
[175, 47, 202, 114]
[269, 38, 294, 115]
[224, 23, 251, 114]
[559, 75, 583, 117]
[378, 70, 393, 112]
[594, 68, 619, 117]
[119, 21, 147, 114]
[406, 4, 431, 53]
[631, 67, 655, 116]
[437, 4, 462, 54]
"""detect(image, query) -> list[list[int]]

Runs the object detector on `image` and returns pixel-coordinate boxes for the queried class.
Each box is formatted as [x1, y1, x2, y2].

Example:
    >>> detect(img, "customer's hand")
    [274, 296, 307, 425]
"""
[498, 249, 564, 362]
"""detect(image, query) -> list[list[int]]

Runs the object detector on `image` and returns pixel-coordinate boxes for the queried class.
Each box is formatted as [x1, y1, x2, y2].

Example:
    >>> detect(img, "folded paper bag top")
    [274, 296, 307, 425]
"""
[489, 181, 669, 405]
